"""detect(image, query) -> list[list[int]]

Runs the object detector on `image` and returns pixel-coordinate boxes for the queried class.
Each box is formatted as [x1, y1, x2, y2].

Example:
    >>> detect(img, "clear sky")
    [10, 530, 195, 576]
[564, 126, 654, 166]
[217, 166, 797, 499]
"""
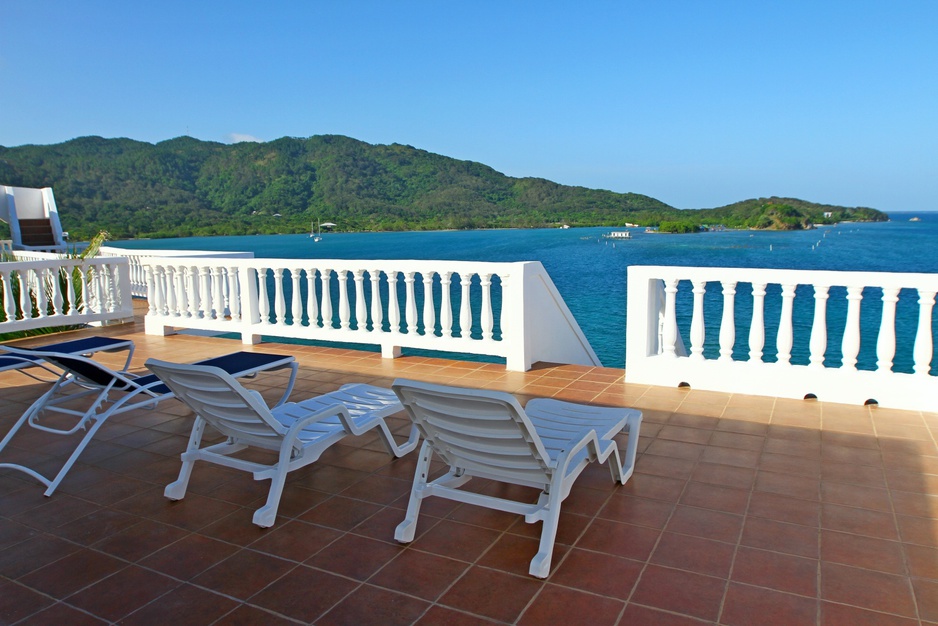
[2, 1, 936, 211]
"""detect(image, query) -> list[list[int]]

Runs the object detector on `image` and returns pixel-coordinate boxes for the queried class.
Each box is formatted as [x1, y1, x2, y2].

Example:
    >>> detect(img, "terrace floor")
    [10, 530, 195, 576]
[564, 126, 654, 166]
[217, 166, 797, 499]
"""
[1, 314, 937, 625]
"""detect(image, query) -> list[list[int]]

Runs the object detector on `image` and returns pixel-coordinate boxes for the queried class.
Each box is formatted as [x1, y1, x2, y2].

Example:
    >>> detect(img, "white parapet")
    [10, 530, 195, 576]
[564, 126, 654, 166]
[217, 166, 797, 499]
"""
[0, 256, 133, 331]
[626, 265, 938, 412]
[140, 255, 599, 372]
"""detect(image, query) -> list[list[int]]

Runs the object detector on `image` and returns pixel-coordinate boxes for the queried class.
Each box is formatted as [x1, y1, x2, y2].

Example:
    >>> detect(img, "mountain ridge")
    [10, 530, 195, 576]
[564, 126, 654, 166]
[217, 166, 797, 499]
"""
[0, 135, 887, 239]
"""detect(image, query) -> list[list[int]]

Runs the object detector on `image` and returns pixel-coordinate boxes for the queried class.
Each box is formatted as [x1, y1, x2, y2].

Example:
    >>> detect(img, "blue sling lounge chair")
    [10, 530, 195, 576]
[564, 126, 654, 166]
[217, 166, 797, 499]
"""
[0, 336, 134, 380]
[0, 347, 297, 496]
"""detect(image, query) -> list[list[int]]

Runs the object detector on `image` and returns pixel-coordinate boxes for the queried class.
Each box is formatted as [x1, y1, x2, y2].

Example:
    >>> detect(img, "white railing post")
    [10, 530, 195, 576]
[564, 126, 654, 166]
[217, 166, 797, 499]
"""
[690, 280, 706, 360]
[273, 267, 286, 325]
[370, 269, 383, 332]
[305, 268, 319, 327]
[337, 270, 351, 331]
[353, 269, 367, 331]
[914, 289, 936, 376]
[404, 271, 417, 334]
[459, 273, 473, 340]
[387, 271, 400, 334]
[809, 285, 830, 368]
[319, 269, 332, 329]
[291, 267, 303, 328]
[877, 287, 900, 372]
[662, 278, 679, 358]
[719, 280, 737, 361]
[777, 283, 796, 365]
[422, 272, 436, 336]
[440, 271, 454, 337]
[842, 285, 863, 370]
[749, 282, 766, 362]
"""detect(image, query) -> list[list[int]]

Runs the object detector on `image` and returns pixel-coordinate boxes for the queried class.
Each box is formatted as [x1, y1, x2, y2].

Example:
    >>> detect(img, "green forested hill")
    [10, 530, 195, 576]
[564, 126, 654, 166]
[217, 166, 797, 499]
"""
[0, 135, 887, 239]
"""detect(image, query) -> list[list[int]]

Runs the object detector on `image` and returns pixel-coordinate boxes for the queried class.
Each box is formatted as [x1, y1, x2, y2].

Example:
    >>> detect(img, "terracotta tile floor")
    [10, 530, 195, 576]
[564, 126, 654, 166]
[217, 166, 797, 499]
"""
[1, 318, 937, 625]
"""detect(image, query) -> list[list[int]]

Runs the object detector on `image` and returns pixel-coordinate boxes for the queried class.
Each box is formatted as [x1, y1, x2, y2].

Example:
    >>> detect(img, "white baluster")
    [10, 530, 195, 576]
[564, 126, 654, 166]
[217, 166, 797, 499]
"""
[1, 270, 15, 321]
[749, 282, 767, 362]
[480, 273, 493, 340]
[65, 266, 77, 315]
[460, 273, 473, 340]
[422, 272, 436, 336]
[291, 267, 303, 327]
[35, 269, 48, 318]
[370, 269, 383, 332]
[212, 267, 225, 320]
[877, 287, 900, 372]
[185, 266, 198, 318]
[200, 266, 213, 320]
[336, 270, 350, 330]
[440, 271, 454, 337]
[841, 285, 863, 370]
[320, 269, 333, 329]
[353, 269, 367, 331]
[165, 267, 178, 316]
[662, 278, 679, 358]
[228, 266, 241, 322]
[257, 267, 270, 325]
[51, 268, 64, 316]
[690, 279, 706, 360]
[305, 268, 319, 327]
[404, 271, 417, 334]
[17, 271, 30, 319]
[914, 289, 936, 376]
[809, 284, 830, 368]
[719, 281, 737, 361]
[176, 266, 190, 318]
[144, 265, 156, 316]
[273, 268, 286, 325]
[387, 271, 400, 333]
[776, 283, 796, 365]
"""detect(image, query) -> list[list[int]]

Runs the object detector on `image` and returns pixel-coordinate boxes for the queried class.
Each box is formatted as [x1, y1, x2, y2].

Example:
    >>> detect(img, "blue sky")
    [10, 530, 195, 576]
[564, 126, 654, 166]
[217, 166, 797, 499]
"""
[2, 1, 936, 212]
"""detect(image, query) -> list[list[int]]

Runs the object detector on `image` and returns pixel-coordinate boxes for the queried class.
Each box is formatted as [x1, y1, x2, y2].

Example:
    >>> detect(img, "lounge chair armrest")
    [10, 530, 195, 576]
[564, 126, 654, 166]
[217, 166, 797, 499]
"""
[551, 428, 606, 473]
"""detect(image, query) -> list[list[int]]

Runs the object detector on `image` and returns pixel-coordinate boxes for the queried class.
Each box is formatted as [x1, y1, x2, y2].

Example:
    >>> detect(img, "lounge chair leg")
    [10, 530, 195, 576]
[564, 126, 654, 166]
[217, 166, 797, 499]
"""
[395, 440, 433, 543]
[618, 414, 643, 484]
[530, 497, 563, 578]
[43, 417, 109, 496]
[252, 466, 290, 528]
[164, 418, 206, 501]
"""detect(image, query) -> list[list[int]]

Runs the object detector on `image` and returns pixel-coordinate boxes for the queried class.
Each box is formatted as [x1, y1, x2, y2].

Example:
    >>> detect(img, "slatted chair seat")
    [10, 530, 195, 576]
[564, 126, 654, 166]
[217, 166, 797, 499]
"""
[146, 358, 419, 528]
[391, 378, 642, 578]
[0, 349, 296, 496]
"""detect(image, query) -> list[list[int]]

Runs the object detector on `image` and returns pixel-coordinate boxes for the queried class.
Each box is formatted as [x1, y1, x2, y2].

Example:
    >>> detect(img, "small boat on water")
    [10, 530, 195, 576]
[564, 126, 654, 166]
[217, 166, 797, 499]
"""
[603, 231, 632, 240]
[310, 221, 336, 241]
[910, 217, 921, 222]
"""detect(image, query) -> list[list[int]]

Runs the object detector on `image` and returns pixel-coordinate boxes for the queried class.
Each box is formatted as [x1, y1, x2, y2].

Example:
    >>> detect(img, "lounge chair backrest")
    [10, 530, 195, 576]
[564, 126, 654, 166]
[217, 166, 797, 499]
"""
[0, 346, 127, 388]
[146, 359, 289, 446]
[392, 379, 554, 485]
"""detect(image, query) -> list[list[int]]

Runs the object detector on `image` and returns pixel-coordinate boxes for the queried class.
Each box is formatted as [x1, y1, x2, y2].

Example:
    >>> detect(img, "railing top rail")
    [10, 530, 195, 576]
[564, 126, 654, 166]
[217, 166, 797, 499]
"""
[1, 256, 127, 269]
[100, 246, 254, 259]
[629, 265, 938, 289]
[137, 256, 531, 274]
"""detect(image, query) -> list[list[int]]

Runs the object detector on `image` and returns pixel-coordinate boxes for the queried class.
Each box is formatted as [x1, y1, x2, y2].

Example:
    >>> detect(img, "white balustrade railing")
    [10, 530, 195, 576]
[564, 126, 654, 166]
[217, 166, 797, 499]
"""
[142, 256, 598, 371]
[627, 265, 938, 411]
[0, 256, 133, 332]
[100, 246, 254, 298]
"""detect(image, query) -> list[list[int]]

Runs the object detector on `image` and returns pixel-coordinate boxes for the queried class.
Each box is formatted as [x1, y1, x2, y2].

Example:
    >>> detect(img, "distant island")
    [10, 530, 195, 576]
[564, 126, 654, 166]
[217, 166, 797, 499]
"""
[0, 135, 888, 240]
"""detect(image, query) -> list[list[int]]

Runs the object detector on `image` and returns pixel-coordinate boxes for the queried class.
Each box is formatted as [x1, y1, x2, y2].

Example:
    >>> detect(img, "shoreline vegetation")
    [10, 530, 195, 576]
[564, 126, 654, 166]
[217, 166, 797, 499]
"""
[0, 135, 887, 240]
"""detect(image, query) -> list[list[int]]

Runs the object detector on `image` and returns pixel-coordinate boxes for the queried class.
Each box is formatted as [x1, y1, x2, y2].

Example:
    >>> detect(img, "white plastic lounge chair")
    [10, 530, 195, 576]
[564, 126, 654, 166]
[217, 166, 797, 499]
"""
[0, 336, 134, 381]
[0, 350, 296, 496]
[391, 379, 642, 578]
[146, 358, 420, 528]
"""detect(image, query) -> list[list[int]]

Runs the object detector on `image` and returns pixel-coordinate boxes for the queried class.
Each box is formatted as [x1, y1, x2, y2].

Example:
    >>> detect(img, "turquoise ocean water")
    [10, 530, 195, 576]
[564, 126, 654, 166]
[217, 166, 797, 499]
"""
[113, 213, 938, 370]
